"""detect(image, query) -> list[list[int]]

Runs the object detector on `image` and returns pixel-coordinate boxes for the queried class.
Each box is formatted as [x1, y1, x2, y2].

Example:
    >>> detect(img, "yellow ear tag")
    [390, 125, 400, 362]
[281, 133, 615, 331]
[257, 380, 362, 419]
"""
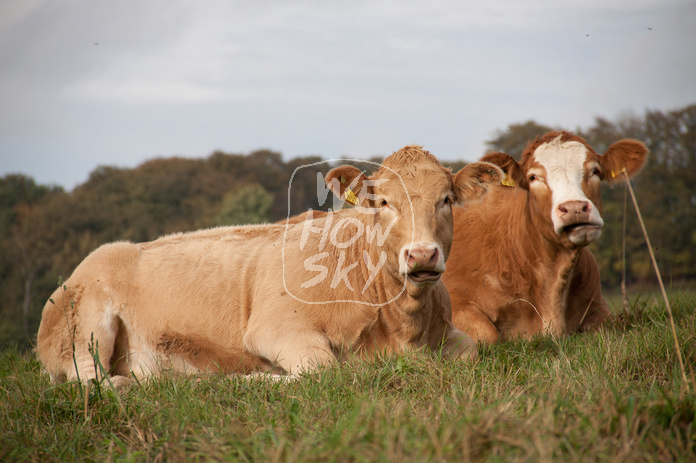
[501, 174, 516, 187]
[611, 166, 627, 178]
[344, 188, 359, 205]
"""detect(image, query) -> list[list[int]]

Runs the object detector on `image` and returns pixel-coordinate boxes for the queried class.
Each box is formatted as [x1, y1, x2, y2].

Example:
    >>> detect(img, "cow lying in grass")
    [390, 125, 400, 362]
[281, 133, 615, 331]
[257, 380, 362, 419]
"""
[37, 146, 503, 386]
[442, 131, 649, 343]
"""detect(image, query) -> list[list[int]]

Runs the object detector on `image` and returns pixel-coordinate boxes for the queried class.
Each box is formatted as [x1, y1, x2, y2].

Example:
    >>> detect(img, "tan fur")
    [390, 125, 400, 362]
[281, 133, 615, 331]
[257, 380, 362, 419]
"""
[37, 146, 503, 384]
[443, 132, 649, 343]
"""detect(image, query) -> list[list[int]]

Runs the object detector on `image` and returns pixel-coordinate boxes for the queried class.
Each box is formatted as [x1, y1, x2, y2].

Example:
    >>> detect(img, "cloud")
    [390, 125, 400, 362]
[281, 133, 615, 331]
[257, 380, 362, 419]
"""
[1, 0, 693, 189]
[0, 0, 44, 36]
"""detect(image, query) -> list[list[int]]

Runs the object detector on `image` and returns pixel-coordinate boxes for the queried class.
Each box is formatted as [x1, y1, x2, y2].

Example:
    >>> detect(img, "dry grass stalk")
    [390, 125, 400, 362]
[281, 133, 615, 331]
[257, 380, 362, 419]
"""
[621, 171, 690, 393]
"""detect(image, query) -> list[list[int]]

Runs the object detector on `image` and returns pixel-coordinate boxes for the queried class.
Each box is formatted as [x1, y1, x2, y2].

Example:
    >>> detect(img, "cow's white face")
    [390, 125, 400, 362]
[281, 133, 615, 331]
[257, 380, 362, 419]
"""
[530, 137, 604, 246]
[482, 131, 649, 249]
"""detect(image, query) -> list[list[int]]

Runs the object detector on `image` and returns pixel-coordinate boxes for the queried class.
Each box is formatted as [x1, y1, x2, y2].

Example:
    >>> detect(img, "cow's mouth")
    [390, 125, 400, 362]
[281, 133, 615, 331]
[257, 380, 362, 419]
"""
[562, 223, 602, 245]
[408, 270, 442, 283]
[562, 223, 601, 234]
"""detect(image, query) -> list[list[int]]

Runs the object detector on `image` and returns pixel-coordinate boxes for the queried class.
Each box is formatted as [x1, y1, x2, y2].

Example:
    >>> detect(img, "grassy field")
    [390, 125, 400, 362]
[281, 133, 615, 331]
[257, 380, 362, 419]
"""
[1, 291, 695, 462]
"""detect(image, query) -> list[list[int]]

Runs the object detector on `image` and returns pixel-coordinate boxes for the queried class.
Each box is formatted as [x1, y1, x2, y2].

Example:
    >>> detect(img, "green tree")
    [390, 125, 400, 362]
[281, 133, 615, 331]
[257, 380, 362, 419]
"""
[214, 184, 274, 226]
[582, 105, 696, 287]
[485, 120, 556, 159]
[0, 176, 65, 347]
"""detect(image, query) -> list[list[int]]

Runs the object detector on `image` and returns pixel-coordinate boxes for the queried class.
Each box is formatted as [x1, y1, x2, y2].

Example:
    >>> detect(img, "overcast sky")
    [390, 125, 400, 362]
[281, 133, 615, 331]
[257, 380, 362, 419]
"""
[1, 0, 694, 190]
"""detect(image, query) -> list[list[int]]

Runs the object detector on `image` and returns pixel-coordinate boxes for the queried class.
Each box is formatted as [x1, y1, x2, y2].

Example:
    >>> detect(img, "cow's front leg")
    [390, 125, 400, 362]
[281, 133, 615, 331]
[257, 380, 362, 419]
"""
[243, 326, 335, 375]
[452, 301, 500, 344]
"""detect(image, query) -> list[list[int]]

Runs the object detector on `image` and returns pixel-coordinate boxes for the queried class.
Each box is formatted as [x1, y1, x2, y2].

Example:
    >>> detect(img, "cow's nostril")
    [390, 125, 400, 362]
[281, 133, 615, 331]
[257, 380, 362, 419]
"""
[404, 249, 413, 264]
[428, 248, 439, 265]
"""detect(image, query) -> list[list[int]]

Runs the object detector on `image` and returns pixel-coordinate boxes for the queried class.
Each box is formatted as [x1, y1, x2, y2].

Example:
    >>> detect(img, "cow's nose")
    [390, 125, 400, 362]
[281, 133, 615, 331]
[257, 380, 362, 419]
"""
[557, 200, 591, 217]
[405, 246, 439, 269]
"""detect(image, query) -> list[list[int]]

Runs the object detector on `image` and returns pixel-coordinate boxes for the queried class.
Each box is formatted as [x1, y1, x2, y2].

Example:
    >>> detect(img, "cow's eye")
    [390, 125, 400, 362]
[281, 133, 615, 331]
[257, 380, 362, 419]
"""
[379, 199, 389, 208]
[592, 167, 601, 177]
[529, 174, 538, 182]
[443, 196, 451, 206]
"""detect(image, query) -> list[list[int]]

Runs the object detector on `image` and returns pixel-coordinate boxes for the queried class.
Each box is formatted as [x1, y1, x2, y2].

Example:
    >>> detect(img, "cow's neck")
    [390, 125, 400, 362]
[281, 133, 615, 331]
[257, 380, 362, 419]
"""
[492, 190, 582, 335]
[312, 211, 439, 351]
[359, 255, 436, 351]
[520, 194, 583, 335]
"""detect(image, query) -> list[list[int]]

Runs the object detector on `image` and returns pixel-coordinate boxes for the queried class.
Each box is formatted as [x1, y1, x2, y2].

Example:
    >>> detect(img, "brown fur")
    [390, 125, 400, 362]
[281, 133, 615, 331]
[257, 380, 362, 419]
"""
[443, 132, 649, 343]
[37, 146, 503, 384]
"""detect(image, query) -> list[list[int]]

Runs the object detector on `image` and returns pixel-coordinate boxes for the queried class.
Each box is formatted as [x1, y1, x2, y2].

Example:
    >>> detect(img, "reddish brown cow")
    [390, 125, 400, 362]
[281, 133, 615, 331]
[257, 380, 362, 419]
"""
[442, 131, 648, 343]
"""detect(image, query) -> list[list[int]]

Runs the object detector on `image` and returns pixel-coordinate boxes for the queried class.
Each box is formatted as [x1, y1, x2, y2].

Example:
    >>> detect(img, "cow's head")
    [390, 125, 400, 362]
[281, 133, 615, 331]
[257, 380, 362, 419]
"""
[326, 145, 503, 290]
[483, 131, 648, 247]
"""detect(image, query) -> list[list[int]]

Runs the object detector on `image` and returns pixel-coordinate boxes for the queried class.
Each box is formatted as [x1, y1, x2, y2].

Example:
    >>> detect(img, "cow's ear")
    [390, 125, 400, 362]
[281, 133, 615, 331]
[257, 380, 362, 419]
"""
[452, 162, 504, 204]
[599, 139, 649, 184]
[325, 165, 368, 205]
[480, 152, 526, 188]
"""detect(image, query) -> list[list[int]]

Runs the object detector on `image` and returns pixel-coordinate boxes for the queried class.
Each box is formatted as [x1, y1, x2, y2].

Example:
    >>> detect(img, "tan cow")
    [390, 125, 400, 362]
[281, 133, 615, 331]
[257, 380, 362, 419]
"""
[36, 146, 503, 386]
[442, 131, 649, 343]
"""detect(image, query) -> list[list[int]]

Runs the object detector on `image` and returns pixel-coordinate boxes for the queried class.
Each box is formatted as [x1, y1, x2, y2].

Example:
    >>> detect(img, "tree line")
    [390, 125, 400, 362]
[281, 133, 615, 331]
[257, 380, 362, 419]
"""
[2, 103, 694, 349]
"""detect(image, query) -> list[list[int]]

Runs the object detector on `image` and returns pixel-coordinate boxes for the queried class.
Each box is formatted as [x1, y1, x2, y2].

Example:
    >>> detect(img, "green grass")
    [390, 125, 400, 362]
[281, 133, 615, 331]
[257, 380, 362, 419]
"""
[2, 293, 695, 462]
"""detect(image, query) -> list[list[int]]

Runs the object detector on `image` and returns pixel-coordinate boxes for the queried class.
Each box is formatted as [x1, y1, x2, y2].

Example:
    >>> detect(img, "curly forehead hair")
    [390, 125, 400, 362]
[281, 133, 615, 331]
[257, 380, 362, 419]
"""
[378, 145, 450, 178]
